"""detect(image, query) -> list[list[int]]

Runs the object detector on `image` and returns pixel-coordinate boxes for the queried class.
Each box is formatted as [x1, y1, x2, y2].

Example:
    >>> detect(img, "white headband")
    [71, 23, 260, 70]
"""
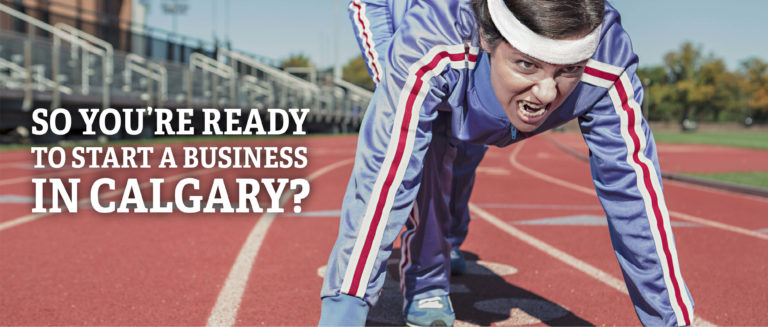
[487, 0, 602, 64]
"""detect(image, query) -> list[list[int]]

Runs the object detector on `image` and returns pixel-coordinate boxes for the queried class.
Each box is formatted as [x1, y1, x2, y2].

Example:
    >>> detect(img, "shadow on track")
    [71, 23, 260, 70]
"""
[367, 250, 593, 326]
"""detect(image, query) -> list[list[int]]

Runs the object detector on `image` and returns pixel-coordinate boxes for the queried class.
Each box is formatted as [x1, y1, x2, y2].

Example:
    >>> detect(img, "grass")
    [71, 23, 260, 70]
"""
[653, 131, 768, 150]
[651, 130, 768, 189]
[684, 171, 768, 189]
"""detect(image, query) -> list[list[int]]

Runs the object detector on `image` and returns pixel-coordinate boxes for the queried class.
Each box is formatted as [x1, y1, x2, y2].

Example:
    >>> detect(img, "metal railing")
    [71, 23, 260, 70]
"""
[0, 55, 72, 94]
[1, 2, 110, 110]
[123, 53, 166, 107]
[1, 2, 373, 138]
[334, 78, 373, 126]
[54, 23, 113, 108]
[240, 74, 274, 109]
[217, 49, 320, 108]
[189, 52, 235, 107]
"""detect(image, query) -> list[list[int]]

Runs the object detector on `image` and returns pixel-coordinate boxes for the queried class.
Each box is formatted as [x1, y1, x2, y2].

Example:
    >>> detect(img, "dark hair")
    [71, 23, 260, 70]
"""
[472, 0, 605, 51]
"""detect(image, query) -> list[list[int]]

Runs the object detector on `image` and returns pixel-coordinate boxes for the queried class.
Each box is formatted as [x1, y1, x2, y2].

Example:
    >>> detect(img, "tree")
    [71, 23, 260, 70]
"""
[741, 58, 768, 121]
[280, 53, 313, 69]
[659, 42, 746, 123]
[637, 65, 675, 121]
[664, 42, 702, 83]
[663, 42, 706, 123]
[697, 59, 744, 121]
[638, 42, 765, 124]
[342, 56, 375, 91]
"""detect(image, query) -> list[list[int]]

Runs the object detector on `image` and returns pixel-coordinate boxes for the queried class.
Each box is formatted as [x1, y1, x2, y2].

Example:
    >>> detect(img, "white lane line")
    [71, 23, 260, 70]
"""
[469, 203, 628, 293]
[0, 167, 98, 186]
[0, 195, 49, 203]
[0, 146, 176, 186]
[206, 158, 354, 327]
[0, 167, 226, 232]
[667, 211, 768, 241]
[0, 160, 35, 169]
[0, 212, 51, 232]
[468, 203, 717, 327]
[663, 179, 768, 205]
[508, 142, 768, 241]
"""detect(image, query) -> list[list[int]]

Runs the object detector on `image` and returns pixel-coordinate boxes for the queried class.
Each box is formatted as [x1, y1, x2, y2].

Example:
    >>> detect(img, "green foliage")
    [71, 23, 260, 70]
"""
[638, 66, 678, 121]
[638, 42, 764, 124]
[280, 53, 313, 69]
[741, 58, 768, 120]
[697, 59, 745, 121]
[664, 42, 701, 82]
[342, 56, 375, 91]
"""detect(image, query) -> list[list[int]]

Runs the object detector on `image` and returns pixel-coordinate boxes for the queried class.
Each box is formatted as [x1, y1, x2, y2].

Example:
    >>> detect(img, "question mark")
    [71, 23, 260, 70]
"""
[290, 179, 310, 213]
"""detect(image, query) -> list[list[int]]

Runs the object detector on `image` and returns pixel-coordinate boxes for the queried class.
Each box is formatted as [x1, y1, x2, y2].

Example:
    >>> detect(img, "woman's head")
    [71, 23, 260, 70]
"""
[472, 0, 604, 53]
[472, 0, 604, 132]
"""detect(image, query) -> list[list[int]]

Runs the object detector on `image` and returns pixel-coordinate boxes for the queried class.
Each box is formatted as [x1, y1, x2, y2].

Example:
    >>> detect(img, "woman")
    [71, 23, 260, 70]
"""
[320, 0, 695, 326]
[348, 0, 485, 279]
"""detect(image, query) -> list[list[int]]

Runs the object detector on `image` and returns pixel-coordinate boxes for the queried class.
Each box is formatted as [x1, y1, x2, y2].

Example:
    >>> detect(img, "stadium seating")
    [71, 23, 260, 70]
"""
[0, 3, 372, 143]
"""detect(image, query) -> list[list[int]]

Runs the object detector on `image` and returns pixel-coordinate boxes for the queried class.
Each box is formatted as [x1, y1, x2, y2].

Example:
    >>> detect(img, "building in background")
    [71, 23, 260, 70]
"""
[2, 0, 132, 50]
[0, 0, 219, 63]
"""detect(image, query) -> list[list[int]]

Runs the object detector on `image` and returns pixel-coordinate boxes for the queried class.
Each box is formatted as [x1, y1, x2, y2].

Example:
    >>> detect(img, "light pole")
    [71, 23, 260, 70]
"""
[334, 0, 340, 80]
[643, 78, 651, 119]
[162, 0, 188, 37]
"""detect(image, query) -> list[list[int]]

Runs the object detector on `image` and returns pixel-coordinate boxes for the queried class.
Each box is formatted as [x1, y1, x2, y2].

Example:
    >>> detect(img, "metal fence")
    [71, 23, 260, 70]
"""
[0, 2, 372, 142]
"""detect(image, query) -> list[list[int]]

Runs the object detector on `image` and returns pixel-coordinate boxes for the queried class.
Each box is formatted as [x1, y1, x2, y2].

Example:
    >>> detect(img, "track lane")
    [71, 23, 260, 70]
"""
[0, 166, 260, 324]
[544, 132, 768, 174]
[483, 136, 766, 325]
[222, 137, 358, 326]
[464, 205, 638, 325]
[0, 157, 224, 227]
[1, 134, 766, 325]
[515, 136, 768, 236]
[207, 157, 355, 327]
[0, 137, 343, 325]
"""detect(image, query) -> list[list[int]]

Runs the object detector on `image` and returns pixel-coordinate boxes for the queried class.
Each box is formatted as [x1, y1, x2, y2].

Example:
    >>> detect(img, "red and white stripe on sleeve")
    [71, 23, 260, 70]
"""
[582, 60, 694, 326]
[341, 44, 479, 297]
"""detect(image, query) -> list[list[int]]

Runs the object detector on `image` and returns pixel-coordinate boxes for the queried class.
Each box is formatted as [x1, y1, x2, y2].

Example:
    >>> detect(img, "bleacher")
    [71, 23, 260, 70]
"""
[0, 2, 372, 143]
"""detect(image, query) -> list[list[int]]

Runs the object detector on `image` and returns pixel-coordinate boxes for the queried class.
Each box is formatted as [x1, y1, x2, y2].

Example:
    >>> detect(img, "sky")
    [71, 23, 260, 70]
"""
[145, 0, 768, 71]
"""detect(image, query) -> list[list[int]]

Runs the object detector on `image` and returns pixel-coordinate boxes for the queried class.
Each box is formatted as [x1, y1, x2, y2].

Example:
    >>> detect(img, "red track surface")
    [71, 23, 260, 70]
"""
[0, 133, 766, 326]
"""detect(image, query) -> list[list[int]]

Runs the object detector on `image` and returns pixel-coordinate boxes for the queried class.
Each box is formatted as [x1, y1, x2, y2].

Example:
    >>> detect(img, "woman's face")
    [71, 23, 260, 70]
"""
[485, 41, 587, 132]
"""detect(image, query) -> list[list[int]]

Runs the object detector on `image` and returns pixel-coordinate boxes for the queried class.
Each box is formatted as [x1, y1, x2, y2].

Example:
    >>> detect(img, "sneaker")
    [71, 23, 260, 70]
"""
[403, 296, 455, 327]
[450, 249, 467, 276]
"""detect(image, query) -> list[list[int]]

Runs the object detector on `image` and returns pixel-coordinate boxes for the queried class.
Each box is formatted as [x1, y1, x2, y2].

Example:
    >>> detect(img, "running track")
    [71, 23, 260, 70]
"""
[0, 133, 766, 326]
